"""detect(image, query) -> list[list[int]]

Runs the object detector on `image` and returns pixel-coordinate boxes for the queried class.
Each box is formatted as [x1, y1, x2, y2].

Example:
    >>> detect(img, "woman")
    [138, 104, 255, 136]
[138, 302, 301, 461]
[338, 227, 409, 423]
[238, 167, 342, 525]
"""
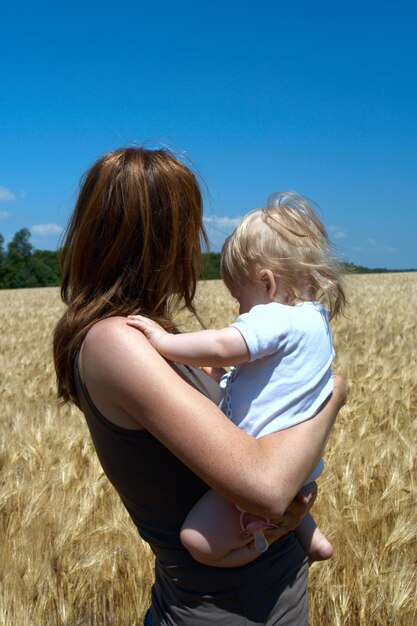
[53, 147, 345, 625]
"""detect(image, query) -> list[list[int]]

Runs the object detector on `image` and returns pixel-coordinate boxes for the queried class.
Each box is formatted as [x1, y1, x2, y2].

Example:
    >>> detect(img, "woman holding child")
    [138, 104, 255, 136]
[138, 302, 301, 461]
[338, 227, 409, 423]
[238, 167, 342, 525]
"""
[53, 147, 345, 625]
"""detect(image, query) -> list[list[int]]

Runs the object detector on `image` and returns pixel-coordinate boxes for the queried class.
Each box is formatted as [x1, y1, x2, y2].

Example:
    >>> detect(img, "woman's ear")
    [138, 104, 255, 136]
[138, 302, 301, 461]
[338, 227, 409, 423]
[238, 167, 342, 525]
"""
[258, 269, 277, 300]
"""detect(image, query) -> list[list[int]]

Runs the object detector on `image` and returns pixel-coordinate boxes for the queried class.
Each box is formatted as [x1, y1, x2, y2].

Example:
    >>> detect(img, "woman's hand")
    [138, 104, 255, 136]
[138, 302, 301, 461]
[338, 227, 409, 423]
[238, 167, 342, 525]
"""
[236, 483, 318, 554]
[250, 482, 318, 547]
[331, 373, 347, 409]
[277, 482, 318, 531]
[199, 366, 227, 383]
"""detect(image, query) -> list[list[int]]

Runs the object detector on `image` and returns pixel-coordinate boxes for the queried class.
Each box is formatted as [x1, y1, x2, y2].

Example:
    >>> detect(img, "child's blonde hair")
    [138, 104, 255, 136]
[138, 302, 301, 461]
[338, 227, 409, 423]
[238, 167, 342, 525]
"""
[220, 192, 346, 319]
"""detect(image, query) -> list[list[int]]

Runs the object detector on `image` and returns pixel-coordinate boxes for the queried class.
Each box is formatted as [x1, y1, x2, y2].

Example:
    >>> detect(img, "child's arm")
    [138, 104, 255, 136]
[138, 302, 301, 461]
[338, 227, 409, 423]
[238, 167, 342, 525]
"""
[126, 314, 250, 367]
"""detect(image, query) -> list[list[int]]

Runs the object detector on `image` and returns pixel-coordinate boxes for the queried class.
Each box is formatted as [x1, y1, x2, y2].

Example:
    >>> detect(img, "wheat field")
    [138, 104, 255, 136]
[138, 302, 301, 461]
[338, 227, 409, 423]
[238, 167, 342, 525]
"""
[0, 273, 416, 626]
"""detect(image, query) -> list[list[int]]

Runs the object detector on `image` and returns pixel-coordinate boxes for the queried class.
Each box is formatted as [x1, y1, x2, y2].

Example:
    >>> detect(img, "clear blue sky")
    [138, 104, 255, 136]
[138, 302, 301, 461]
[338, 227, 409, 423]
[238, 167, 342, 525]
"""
[1, 0, 416, 269]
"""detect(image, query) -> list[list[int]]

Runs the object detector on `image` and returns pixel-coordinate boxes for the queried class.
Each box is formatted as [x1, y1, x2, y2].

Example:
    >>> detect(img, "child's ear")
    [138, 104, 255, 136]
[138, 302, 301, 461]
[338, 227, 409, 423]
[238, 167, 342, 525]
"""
[259, 269, 277, 300]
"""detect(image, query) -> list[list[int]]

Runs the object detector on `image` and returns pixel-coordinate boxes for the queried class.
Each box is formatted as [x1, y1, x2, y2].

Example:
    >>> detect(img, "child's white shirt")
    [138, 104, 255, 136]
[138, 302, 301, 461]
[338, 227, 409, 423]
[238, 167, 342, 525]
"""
[220, 301, 334, 442]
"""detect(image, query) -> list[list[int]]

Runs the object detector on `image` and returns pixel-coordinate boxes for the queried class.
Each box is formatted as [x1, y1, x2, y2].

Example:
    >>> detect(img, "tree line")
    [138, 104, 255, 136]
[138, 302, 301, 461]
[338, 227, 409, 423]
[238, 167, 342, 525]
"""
[0, 228, 61, 289]
[0, 228, 414, 290]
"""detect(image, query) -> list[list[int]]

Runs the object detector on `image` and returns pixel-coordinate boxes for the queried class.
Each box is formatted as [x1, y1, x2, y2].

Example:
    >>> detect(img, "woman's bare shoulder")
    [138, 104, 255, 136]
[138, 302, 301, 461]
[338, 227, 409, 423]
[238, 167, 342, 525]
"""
[85, 315, 135, 341]
[84, 316, 150, 350]
[81, 316, 157, 381]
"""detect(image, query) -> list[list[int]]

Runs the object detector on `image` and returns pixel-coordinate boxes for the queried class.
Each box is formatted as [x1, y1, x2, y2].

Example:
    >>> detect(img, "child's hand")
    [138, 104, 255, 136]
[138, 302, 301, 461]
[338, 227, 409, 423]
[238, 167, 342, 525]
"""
[127, 315, 168, 348]
[199, 366, 227, 383]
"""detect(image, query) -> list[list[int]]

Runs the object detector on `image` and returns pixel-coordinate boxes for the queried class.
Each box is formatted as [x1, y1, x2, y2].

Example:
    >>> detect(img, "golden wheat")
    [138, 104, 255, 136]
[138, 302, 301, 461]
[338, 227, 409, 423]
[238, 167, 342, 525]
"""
[0, 274, 416, 625]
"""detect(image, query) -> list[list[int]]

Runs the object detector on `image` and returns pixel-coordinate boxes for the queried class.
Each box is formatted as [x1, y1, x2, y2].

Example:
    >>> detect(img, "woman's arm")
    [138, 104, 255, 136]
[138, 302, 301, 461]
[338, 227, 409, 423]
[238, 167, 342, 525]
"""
[80, 317, 345, 521]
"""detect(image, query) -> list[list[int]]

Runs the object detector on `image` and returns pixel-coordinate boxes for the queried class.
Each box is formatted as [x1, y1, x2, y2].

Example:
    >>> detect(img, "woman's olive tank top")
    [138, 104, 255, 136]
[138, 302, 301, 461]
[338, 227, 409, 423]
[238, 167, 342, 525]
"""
[74, 360, 308, 625]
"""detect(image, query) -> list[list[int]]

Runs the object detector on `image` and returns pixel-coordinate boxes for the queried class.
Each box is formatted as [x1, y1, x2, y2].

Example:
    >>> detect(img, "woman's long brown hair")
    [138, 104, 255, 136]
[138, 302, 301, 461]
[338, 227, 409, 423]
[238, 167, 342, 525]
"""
[53, 147, 208, 405]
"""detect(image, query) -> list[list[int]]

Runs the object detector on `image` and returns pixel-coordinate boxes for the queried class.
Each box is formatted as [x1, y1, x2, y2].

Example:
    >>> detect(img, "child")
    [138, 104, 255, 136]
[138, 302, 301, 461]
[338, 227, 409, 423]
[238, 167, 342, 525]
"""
[127, 191, 346, 567]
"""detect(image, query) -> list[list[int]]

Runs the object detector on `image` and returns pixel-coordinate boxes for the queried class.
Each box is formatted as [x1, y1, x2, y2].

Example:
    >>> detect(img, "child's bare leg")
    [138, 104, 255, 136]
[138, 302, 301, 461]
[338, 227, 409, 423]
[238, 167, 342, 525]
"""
[181, 489, 272, 568]
[295, 512, 333, 563]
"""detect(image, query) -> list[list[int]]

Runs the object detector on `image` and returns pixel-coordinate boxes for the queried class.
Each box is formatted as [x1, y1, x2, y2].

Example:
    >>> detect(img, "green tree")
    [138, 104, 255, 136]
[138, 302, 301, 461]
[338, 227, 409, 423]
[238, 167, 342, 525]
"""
[8, 228, 33, 261]
[6, 228, 34, 288]
[28, 250, 61, 286]
[0, 228, 60, 288]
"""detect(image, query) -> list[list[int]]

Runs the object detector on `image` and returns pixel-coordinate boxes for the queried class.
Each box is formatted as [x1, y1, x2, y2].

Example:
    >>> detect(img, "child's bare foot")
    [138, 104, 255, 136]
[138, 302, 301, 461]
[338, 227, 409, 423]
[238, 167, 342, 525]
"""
[295, 513, 333, 563]
[306, 527, 334, 562]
